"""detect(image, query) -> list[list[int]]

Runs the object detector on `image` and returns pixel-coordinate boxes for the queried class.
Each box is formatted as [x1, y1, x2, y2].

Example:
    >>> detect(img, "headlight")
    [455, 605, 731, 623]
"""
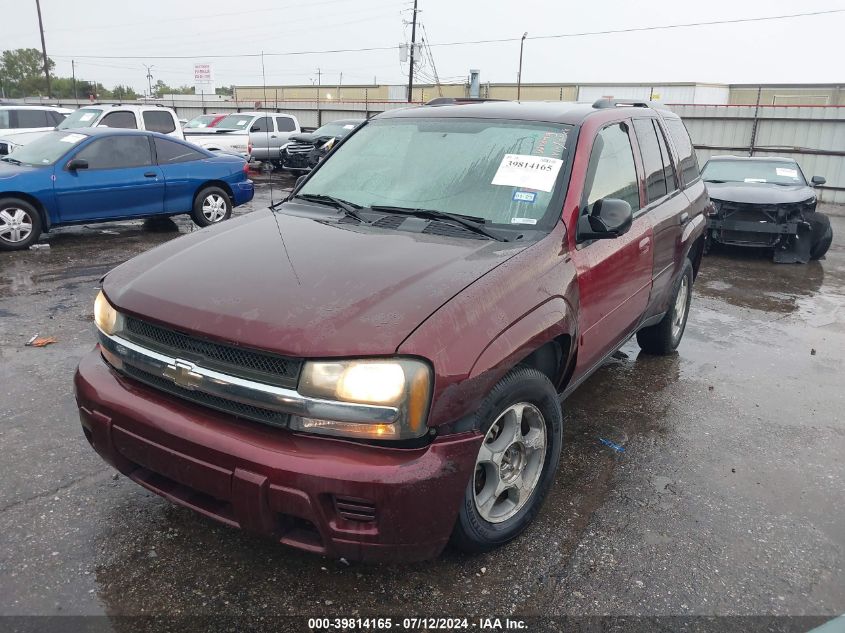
[294, 358, 432, 441]
[320, 138, 335, 151]
[94, 290, 122, 335]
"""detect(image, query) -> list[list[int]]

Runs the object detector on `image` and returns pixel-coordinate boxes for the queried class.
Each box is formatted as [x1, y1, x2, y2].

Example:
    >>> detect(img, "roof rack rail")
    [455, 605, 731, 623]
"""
[592, 98, 654, 109]
[425, 97, 504, 106]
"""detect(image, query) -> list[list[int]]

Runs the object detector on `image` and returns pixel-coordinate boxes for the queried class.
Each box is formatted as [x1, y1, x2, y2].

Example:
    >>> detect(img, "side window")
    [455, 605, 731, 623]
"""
[74, 136, 152, 170]
[48, 111, 66, 126]
[142, 110, 176, 134]
[664, 117, 700, 186]
[274, 116, 296, 132]
[654, 120, 678, 193]
[633, 118, 667, 204]
[16, 109, 50, 128]
[251, 117, 271, 133]
[99, 111, 138, 129]
[582, 122, 640, 214]
[154, 137, 205, 164]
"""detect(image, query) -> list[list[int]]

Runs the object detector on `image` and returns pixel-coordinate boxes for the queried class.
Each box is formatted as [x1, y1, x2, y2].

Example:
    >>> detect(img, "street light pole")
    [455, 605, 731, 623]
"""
[517, 32, 527, 101]
[406, 0, 419, 102]
[144, 65, 154, 98]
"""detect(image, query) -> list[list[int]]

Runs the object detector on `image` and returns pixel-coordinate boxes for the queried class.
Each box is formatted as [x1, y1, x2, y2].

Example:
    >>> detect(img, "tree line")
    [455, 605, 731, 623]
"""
[0, 48, 233, 100]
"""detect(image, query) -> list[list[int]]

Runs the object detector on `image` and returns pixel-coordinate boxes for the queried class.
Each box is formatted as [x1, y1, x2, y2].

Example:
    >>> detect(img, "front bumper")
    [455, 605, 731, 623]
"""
[233, 180, 255, 206]
[74, 348, 481, 562]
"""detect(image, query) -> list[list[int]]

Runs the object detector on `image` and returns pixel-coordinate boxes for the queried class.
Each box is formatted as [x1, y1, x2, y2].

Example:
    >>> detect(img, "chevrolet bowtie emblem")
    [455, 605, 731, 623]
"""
[162, 360, 203, 390]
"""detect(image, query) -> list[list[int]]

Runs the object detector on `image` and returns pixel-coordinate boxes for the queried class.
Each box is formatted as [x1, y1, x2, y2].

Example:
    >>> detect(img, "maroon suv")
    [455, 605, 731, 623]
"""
[75, 99, 707, 562]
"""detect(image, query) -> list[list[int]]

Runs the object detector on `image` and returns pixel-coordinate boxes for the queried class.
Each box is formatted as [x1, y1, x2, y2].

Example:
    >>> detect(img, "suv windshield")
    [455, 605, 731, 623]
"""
[299, 118, 573, 227]
[57, 108, 103, 130]
[3, 131, 88, 166]
[702, 159, 806, 186]
[215, 114, 254, 130]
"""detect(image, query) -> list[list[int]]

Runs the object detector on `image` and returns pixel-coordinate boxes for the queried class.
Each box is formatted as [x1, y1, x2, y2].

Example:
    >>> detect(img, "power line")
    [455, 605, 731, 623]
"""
[48, 8, 844, 61]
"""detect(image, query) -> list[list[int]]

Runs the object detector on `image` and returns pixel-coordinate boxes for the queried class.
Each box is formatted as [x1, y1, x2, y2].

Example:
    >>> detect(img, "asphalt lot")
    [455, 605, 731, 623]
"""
[0, 181, 843, 627]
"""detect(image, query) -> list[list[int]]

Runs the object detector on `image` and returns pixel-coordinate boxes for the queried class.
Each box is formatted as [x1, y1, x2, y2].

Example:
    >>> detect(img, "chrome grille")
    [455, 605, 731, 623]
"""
[122, 363, 290, 427]
[286, 141, 315, 154]
[123, 316, 301, 388]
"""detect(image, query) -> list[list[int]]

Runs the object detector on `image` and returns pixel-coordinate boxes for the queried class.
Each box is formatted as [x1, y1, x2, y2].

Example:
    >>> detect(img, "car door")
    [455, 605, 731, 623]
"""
[571, 121, 654, 374]
[153, 136, 209, 212]
[272, 115, 297, 152]
[53, 134, 165, 222]
[632, 117, 686, 308]
[247, 116, 273, 160]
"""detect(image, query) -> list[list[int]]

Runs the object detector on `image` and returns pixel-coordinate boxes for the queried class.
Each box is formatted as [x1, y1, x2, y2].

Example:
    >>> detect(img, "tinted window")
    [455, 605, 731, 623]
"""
[48, 111, 66, 126]
[664, 117, 699, 186]
[143, 110, 176, 134]
[633, 119, 667, 204]
[74, 136, 152, 170]
[251, 117, 271, 133]
[275, 116, 296, 132]
[583, 123, 640, 214]
[655, 120, 678, 193]
[16, 109, 50, 128]
[99, 111, 138, 129]
[0, 110, 9, 128]
[154, 137, 205, 164]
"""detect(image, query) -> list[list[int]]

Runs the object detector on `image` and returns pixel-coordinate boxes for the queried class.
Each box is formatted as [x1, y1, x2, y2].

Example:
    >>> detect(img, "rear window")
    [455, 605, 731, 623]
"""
[143, 110, 177, 134]
[664, 117, 700, 186]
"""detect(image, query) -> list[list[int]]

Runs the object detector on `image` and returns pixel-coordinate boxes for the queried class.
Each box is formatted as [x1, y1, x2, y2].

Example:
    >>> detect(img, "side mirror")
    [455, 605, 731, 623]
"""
[811, 175, 826, 186]
[577, 198, 633, 241]
[294, 175, 308, 190]
[66, 158, 89, 171]
[250, 126, 261, 133]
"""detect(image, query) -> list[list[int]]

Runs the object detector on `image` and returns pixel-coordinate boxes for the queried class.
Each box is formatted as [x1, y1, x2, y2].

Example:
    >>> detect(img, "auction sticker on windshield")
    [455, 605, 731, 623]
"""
[60, 134, 86, 144]
[492, 154, 563, 192]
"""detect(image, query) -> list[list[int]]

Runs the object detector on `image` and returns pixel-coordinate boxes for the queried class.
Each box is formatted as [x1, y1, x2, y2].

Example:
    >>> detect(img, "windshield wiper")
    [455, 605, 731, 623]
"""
[369, 205, 509, 242]
[0, 156, 22, 165]
[703, 178, 727, 183]
[293, 193, 372, 224]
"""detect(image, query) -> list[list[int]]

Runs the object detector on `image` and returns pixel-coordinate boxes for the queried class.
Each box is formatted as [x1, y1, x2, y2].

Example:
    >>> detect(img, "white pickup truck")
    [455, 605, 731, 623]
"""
[183, 111, 300, 163]
[0, 104, 183, 155]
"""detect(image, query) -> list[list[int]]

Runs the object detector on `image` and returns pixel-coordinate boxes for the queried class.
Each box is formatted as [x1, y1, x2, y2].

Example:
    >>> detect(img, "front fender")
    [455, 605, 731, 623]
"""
[469, 296, 574, 382]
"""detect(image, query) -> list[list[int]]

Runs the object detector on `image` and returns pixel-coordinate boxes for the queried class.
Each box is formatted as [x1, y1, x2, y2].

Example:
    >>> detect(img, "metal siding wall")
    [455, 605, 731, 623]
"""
[668, 104, 845, 204]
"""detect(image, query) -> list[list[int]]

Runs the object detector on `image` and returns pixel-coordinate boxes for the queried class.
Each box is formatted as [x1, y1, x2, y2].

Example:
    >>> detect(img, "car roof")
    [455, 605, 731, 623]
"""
[375, 100, 674, 125]
[708, 155, 797, 163]
[0, 104, 69, 111]
[323, 118, 364, 124]
[57, 127, 153, 137]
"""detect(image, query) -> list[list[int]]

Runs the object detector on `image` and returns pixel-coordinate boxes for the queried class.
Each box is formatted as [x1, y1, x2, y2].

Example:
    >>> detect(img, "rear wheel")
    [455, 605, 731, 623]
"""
[451, 366, 563, 553]
[806, 211, 833, 260]
[636, 258, 694, 355]
[0, 198, 42, 251]
[190, 186, 232, 227]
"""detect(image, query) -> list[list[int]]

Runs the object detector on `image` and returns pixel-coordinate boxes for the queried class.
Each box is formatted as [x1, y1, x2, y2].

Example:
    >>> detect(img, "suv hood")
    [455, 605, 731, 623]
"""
[104, 208, 526, 358]
[0, 129, 50, 145]
[706, 181, 815, 205]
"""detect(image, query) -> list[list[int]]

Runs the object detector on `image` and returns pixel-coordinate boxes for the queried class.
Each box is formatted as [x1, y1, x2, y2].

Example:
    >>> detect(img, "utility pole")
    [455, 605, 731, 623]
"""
[316, 67, 322, 126]
[34, 0, 52, 98]
[144, 64, 154, 98]
[71, 60, 78, 102]
[406, 0, 419, 102]
[517, 32, 527, 101]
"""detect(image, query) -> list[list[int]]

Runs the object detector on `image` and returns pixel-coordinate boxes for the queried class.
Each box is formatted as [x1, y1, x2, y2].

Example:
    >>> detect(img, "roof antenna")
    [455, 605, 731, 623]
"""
[260, 50, 275, 206]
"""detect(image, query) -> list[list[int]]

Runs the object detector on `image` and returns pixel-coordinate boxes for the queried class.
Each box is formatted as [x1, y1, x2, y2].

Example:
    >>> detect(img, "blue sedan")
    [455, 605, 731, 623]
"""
[0, 128, 254, 251]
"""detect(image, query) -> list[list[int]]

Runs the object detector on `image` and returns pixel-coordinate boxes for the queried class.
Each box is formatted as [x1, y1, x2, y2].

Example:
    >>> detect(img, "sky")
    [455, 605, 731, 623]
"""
[3, 0, 845, 93]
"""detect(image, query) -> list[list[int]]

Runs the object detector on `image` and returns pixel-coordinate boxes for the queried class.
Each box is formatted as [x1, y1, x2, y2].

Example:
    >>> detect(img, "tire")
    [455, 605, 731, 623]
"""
[0, 197, 42, 252]
[190, 186, 232, 228]
[636, 258, 694, 355]
[806, 211, 833, 260]
[451, 366, 563, 554]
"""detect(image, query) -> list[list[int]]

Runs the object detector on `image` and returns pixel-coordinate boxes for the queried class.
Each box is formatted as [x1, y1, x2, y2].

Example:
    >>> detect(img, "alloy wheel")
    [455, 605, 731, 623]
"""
[672, 275, 690, 340]
[201, 194, 228, 223]
[473, 402, 547, 523]
[0, 208, 34, 244]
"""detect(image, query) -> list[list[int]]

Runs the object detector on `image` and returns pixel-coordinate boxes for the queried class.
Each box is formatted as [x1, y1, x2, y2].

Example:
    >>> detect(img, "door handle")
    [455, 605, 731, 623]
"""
[143, 172, 157, 178]
[679, 212, 690, 226]
[638, 237, 651, 253]
[270, 135, 277, 139]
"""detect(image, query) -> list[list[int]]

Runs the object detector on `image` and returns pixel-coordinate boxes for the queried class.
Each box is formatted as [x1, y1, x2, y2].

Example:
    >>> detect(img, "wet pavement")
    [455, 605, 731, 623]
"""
[1, 184, 843, 625]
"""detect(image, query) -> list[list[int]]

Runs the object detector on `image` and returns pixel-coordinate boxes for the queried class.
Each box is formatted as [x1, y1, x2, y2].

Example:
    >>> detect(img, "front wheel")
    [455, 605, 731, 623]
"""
[636, 258, 694, 355]
[191, 187, 232, 228]
[451, 366, 563, 553]
[806, 211, 833, 260]
[0, 198, 42, 251]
